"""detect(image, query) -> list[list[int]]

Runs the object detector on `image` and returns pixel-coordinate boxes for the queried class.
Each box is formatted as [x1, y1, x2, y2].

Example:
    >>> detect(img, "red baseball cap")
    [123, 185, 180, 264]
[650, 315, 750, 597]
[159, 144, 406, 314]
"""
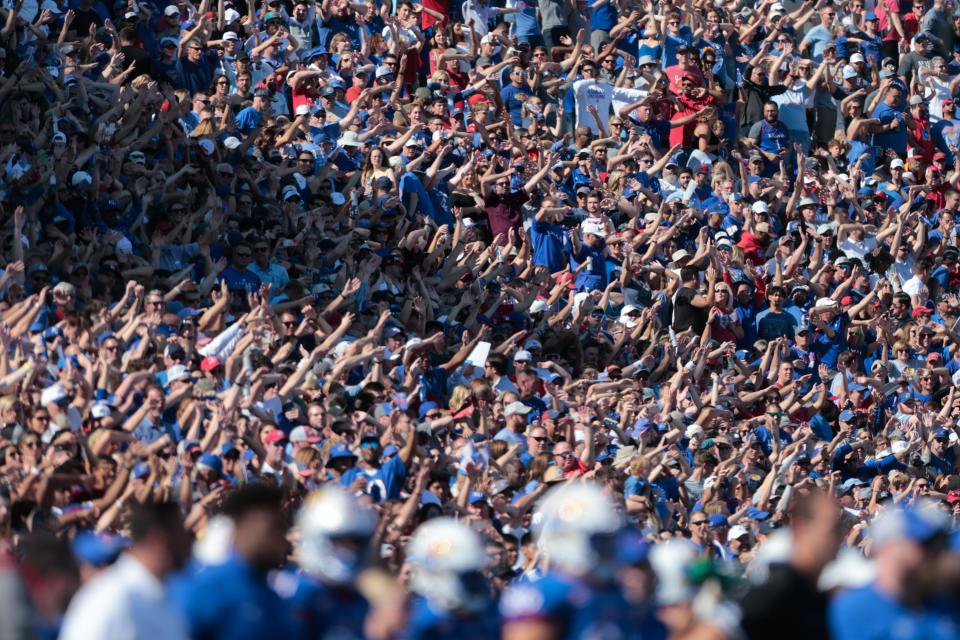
[200, 356, 223, 372]
[263, 430, 287, 444]
[912, 307, 933, 318]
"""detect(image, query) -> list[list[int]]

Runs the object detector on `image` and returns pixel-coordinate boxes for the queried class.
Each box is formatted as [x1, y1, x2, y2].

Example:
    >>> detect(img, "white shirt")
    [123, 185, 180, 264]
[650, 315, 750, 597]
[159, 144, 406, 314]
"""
[571, 79, 646, 135]
[60, 554, 188, 640]
[837, 236, 877, 261]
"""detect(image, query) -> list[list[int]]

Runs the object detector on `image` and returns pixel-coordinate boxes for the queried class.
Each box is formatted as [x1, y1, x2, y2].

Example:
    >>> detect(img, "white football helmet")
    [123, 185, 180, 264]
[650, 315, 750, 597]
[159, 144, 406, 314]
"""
[296, 486, 376, 584]
[407, 517, 488, 613]
[535, 483, 622, 578]
[648, 538, 699, 605]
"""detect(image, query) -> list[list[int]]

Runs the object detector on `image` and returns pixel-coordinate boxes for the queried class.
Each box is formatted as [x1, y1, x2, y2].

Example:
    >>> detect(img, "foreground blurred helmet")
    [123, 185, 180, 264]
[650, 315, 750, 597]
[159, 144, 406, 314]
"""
[407, 517, 488, 613]
[297, 486, 376, 584]
[536, 483, 622, 579]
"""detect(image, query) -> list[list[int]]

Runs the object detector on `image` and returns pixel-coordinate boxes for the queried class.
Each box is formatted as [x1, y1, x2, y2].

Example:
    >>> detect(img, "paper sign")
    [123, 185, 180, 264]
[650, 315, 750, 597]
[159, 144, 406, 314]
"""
[465, 341, 492, 368]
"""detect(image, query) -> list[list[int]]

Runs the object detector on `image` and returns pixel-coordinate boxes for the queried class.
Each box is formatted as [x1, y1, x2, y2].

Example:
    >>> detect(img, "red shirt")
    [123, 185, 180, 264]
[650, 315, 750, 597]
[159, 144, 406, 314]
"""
[420, 0, 448, 29]
[909, 117, 935, 163]
[665, 64, 705, 96]
[291, 84, 318, 111]
[669, 93, 715, 148]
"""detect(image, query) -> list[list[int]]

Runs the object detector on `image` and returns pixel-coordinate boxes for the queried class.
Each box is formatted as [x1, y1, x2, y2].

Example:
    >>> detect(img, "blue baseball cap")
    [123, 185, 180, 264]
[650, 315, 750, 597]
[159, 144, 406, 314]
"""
[418, 401, 439, 420]
[708, 514, 729, 528]
[745, 507, 770, 520]
[96, 331, 116, 346]
[72, 531, 128, 566]
[326, 443, 357, 466]
[197, 453, 222, 475]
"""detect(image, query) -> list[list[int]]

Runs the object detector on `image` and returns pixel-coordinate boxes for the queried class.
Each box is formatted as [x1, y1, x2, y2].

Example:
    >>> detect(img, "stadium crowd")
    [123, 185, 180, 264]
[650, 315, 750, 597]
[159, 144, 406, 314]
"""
[3, 0, 960, 636]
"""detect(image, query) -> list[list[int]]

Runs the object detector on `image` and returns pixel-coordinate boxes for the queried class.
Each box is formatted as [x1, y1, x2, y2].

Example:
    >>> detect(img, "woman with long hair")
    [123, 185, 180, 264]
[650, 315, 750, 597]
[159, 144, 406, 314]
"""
[361, 146, 394, 195]
[705, 281, 744, 343]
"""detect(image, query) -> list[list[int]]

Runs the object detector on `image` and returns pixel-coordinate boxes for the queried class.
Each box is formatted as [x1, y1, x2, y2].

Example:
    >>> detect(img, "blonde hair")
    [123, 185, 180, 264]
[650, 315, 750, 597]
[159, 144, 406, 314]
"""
[294, 447, 319, 467]
[448, 385, 472, 413]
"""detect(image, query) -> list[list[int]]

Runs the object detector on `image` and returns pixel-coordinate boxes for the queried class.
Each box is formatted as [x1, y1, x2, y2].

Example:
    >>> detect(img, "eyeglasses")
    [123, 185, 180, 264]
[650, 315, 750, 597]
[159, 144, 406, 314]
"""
[496, 181, 510, 187]
[298, 157, 313, 162]
[103, 344, 119, 351]
[360, 440, 381, 449]
[531, 436, 548, 442]
[254, 246, 270, 253]
[235, 251, 251, 258]
[34, 415, 49, 422]
[425, 412, 441, 419]
[146, 299, 163, 305]
[690, 519, 707, 526]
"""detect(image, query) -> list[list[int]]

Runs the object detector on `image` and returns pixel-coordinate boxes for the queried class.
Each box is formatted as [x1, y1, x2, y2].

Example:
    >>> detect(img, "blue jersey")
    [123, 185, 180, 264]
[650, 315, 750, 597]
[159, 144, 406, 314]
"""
[403, 594, 500, 640]
[829, 584, 960, 640]
[500, 572, 636, 639]
[170, 556, 298, 640]
[277, 571, 369, 640]
[339, 456, 407, 503]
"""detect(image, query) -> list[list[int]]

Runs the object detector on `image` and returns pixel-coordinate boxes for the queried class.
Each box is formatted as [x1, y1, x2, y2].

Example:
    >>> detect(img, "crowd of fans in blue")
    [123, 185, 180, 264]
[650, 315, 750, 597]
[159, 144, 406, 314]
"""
[2, 0, 960, 636]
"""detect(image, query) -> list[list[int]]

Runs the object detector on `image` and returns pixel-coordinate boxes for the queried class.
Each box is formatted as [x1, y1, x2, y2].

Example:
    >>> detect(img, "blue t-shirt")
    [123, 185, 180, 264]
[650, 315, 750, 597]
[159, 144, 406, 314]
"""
[500, 573, 641, 639]
[339, 455, 407, 503]
[500, 84, 531, 126]
[406, 594, 501, 640]
[399, 171, 437, 222]
[220, 267, 262, 294]
[282, 572, 368, 640]
[513, 0, 541, 36]
[871, 102, 908, 156]
[662, 27, 693, 66]
[812, 311, 849, 368]
[829, 584, 960, 640]
[572, 240, 607, 291]
[590, 1, 618, 31]
[756, 309, 798, 340]
[175, 51, 217, 96]
[531, 220, 568, 273]
[170, 556, 298, 640]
